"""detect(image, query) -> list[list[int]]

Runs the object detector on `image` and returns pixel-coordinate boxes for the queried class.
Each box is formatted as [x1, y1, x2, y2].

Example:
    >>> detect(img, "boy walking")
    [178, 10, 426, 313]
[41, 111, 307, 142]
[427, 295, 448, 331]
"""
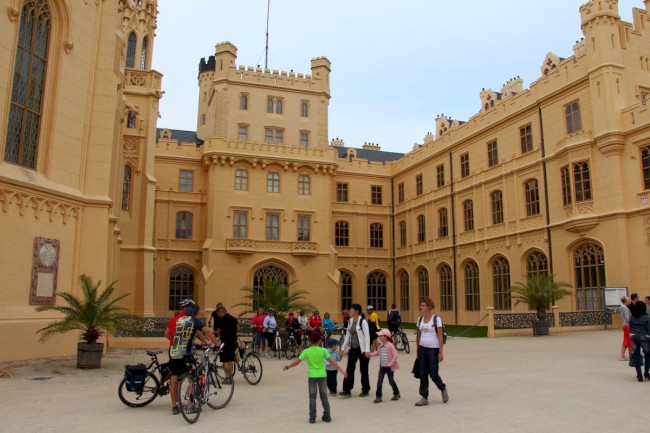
[284, 331, 347, 423]
[325, 339, 342, 395]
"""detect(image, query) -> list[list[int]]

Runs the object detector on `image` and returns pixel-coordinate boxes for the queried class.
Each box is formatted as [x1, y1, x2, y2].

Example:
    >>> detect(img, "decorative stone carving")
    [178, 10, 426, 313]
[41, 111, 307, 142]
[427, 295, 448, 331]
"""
[0, 188, 81, 224]
[541, 52, 561, 76]
[123, 137, 141, 173]
[7, 6, 19, 21]
[64, 40, 74, 54]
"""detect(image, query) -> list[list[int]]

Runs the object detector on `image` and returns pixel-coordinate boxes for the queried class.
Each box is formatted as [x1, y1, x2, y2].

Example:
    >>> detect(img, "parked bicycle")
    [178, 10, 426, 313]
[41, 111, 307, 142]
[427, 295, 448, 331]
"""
[177, 344, 234, 424]
[273, 329, 283, 359]
[394, 327, 410, 353]
[118, 350, 171, 408]
[284, 330, 301, 359]
[221, 340, 263, 385]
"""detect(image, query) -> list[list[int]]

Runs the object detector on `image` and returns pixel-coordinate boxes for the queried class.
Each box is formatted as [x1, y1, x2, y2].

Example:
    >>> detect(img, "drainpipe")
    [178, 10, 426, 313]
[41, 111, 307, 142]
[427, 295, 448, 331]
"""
[449, 151, 459, 325]
[390, 178, 397, 308]
[538, 105, 554, 273]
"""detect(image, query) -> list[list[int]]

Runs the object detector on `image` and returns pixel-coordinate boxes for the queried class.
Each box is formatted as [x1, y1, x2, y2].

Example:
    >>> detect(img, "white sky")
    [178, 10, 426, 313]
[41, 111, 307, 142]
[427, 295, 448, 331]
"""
[153, 0, 641, 153]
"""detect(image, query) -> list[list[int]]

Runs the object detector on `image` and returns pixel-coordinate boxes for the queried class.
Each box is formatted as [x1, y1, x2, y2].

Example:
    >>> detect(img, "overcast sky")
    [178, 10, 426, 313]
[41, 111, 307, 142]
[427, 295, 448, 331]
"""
[153, 0, 641, 153]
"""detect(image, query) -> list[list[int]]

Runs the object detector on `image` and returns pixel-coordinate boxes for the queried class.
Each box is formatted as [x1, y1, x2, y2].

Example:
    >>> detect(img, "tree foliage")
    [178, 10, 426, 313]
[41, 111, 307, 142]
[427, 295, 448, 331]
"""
[35, 274, 140, 344]
[232, 277, 315, 326]
[510, 273, 572, 320]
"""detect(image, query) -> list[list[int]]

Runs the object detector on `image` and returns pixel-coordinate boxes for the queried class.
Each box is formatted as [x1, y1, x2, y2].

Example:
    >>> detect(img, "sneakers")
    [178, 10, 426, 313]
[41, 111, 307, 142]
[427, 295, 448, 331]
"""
[338, 392, 351, 398]
[391, 394, 400, 401]
[309, 419, 316, 424]
[171, 406, 180, 415]
[637, 376, 644, 382]
[442, 387, 449, 403]
[620, 357, 628, 361]
[359, 392, 369, 397]
[415, 397, 429, 406]
[373, 397, 382, 403]
[322, 415, 332, 423]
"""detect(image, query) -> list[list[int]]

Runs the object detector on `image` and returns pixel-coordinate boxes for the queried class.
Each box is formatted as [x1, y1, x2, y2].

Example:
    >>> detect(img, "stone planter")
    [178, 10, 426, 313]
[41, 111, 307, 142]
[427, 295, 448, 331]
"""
[77, 342, 104, 369]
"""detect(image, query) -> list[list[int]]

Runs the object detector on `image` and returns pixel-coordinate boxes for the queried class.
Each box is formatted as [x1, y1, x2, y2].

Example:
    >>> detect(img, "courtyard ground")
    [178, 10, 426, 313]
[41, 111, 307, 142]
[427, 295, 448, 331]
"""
[1, 329, 648, 432]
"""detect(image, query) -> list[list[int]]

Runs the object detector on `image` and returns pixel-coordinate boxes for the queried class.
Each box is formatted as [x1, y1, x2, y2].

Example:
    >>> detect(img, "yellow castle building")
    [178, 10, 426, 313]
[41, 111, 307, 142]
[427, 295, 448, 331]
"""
[2, 0, 650, 361]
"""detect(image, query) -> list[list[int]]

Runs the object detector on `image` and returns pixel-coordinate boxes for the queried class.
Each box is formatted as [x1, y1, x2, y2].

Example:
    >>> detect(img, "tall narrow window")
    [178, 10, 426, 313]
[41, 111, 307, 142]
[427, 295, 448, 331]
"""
[418, 268, 429, 299]
[460, 153, 470, 178]
[169, 267, 194, 311]
[335, 221, 349, 246]
[300, 131, 309, 148]
[336, 183, 348, 202]
[417, 215, 426, 243]
[438, 208, 448, 238]
[175, 212, 193, 239]
[367, 272, 387, 311]
[439, 264, 453, 311]
[265, 128, 273, 143]
[267, 172, 280, 193]
[235, 169, 248, 191]
[179, 170, 194, 192]
[491, 190, 504, 224]
[574, 242, 606, 310]
[525, 179, 540, 216]
[463, 200, 474, 231]
[5, 0, 51, 169]
[399, 221, 406, 247]
[297, 215, 311, 241]
[267, 97, 274, 113]
[240, 93, 248, 110]
[371, 186, 383, 205]
[565, 100, 582, 134]
[487, 140, 499, 167]
[140, 37, 148, 70]
[127, 111, 137, 128]
[561, 166, 572, 206]
[298, 174, 310, 195]
[301, 101, 309, 117]
[121, 165, 132, 211]
[492, 256, 511, 310]
[370, 223, 383, 248]
[341, 272, 352, 310]
[464, 261, 480, 311]
[573, 161, 592, 202]
[233, 211, 248, 239]
[276, 98, 283, 115]
[275, 129, 284, 144]
[436, 164, 445, 187]
[126, 32, 136, 68]
[642, 146, 650, 190]
[266, 213, 280, 240]
[398, 183, 404, 203]
[238, 125, 248, 142]
[520, 124, 533, 154]
[399, 271, 410, 312]
[416, 174, 423, 196]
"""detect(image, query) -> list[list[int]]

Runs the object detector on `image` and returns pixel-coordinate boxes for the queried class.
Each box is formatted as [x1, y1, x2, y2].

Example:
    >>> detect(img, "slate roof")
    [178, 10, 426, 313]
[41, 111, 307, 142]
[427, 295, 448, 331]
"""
[156, 128, 201, 146]
[333, 146, 405, 164]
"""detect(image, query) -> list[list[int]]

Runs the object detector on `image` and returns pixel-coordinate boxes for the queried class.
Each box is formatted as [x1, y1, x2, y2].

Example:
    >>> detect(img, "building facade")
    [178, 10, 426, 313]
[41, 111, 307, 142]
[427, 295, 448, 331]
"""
[2, 0, 650, 361]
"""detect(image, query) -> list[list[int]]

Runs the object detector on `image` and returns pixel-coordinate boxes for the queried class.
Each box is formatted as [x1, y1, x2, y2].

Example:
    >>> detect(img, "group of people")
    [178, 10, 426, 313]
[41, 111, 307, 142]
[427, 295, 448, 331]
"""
[284, 298, 449, 424]
[618, 294, 650, 381]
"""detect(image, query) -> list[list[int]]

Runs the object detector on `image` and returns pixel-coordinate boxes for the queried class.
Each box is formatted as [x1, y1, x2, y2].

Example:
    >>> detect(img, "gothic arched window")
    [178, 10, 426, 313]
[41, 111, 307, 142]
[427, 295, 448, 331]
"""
[169, 266, 194, 311]
[126, 32, 137, 68]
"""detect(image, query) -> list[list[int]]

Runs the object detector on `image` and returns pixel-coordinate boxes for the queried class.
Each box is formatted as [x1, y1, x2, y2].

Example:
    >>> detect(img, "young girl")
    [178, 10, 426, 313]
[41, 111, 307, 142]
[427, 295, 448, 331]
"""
[284, 331, 347, 423]
[366, 328, 400, 403]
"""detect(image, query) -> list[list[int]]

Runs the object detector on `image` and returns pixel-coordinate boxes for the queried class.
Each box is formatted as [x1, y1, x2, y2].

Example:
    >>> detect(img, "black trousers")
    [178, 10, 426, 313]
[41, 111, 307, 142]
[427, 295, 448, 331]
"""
[326, 369, 338, 393]
[343, 347, 370, 394]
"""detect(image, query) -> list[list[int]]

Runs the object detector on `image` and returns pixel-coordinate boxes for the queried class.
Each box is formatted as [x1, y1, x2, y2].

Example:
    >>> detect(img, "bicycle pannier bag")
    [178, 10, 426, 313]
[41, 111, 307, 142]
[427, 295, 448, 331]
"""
[125, 364, 148, 392]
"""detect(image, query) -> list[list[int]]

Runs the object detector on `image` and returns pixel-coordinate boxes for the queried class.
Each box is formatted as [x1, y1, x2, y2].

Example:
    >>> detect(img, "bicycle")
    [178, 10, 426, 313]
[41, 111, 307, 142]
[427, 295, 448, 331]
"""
[221, 340, 263, 385]
[394, 327, 410, 353]
[118, 350, 171, 408]
[273, 329, 283, 359]
[178, 344, 234, 424]
[284, 331, 301, 359]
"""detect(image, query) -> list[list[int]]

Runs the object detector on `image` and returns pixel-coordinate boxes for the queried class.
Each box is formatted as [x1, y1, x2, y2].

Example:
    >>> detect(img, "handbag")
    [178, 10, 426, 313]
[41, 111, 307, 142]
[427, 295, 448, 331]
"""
[412, 358, 421, 379]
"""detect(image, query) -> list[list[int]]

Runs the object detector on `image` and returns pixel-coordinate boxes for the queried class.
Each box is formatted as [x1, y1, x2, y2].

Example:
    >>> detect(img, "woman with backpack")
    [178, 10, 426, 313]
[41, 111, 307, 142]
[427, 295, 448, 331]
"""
[415, 297, 448, 407]
[339, 303, 371, 397]
[387, 303, 401, 345]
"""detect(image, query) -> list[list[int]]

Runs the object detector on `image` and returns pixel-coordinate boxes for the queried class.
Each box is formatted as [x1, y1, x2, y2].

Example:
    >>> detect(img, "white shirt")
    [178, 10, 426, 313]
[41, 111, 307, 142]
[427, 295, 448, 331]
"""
[418, 315, 443, 349]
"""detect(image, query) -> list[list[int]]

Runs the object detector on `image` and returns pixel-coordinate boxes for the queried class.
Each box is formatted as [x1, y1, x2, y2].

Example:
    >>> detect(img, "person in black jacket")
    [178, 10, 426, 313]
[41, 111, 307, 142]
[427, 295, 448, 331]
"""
[629, 301, 650, 382]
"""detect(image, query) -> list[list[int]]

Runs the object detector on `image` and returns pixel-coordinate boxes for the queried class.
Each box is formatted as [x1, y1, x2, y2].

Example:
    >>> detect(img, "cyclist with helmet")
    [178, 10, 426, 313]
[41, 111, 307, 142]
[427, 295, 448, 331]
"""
[263, 308, 278, 358]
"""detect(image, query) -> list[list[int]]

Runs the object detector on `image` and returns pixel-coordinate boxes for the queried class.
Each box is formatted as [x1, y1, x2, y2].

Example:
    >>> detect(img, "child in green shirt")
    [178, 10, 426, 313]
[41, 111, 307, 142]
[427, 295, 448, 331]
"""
[284, 330, 347, 423]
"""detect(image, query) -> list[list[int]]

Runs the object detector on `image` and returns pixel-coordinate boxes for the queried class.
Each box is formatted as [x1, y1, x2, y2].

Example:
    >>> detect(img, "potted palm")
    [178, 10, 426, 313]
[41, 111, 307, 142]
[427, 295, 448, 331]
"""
[510, 273, 572, 336]
[35, 274, 140, 368]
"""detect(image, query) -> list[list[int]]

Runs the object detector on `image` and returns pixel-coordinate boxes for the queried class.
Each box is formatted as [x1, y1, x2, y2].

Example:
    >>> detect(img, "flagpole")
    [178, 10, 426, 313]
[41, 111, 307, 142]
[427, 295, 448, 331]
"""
[265, 0, 270, 70]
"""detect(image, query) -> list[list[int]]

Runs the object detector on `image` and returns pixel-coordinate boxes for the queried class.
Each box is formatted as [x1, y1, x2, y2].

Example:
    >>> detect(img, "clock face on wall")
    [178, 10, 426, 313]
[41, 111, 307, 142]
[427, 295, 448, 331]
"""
[38, 243, 57, 267]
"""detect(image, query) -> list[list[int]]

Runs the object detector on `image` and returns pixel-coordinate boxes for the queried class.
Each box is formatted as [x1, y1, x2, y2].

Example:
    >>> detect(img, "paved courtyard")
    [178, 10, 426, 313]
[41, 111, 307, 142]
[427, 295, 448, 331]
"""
[1, 329, 648, 432]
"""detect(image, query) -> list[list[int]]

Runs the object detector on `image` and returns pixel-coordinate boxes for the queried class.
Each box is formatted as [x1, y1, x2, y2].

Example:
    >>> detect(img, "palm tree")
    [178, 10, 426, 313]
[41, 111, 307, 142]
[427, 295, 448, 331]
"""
[35, 274, 139, 344]
[511, 273, 572, 321]
[233, 277, 315, 326]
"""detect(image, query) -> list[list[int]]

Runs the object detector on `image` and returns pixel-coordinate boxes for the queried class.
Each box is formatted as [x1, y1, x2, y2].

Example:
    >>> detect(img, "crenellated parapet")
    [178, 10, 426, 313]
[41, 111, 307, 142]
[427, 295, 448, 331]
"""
[541, 52, 562, 76]
[435, 115, 465, 139]
[500, 77, 523, 98]
[480, 88, 502, 112]
[579, 0, 620, 27]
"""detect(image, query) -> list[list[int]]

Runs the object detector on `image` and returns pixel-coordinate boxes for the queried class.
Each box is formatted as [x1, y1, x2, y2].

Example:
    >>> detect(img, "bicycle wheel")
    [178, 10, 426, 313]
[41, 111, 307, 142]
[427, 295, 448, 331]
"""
[178, 373, 202, 424]
[285, 339, 297, 360]
[402, 332, 410, 354]
[241, 353, 263, 385]
[206, 365, 234, 410]
[395, 333, 404, 351]
[275, 337, 283, 359]
[118, 371, 160, 408]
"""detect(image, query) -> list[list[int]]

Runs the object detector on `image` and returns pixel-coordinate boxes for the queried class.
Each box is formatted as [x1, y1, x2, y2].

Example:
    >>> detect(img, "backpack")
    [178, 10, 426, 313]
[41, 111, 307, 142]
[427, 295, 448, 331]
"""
[388, 310, 401, 326]
[417, 314, 447, 344]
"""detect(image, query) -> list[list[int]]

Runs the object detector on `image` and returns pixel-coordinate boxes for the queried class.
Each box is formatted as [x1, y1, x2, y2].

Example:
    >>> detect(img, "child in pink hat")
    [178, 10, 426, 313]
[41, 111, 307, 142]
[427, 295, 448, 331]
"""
[366, 328, 400, 403]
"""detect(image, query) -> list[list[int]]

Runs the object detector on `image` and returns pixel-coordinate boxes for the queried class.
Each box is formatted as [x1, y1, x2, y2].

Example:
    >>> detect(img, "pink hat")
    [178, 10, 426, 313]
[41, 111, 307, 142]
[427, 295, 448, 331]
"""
[377, 329, 391, 338]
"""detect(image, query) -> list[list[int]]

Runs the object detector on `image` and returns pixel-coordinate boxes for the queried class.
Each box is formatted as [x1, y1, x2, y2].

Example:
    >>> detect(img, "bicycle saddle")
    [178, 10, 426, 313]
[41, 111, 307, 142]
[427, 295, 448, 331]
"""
[146, 350, 163, 356]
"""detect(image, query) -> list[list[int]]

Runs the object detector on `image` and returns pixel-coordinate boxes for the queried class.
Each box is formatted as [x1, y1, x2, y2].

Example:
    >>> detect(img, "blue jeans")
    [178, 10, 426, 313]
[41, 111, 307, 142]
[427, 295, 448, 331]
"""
[376, 366, 399, 397]
[418, 346, 446, 399]
[631, 334, 650, 377]
[308, 377, 330, 421]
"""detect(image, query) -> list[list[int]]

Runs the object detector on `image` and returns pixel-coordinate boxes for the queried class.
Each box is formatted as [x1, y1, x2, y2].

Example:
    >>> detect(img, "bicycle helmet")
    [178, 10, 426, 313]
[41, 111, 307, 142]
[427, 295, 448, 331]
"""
[179, 298, 195, 308]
